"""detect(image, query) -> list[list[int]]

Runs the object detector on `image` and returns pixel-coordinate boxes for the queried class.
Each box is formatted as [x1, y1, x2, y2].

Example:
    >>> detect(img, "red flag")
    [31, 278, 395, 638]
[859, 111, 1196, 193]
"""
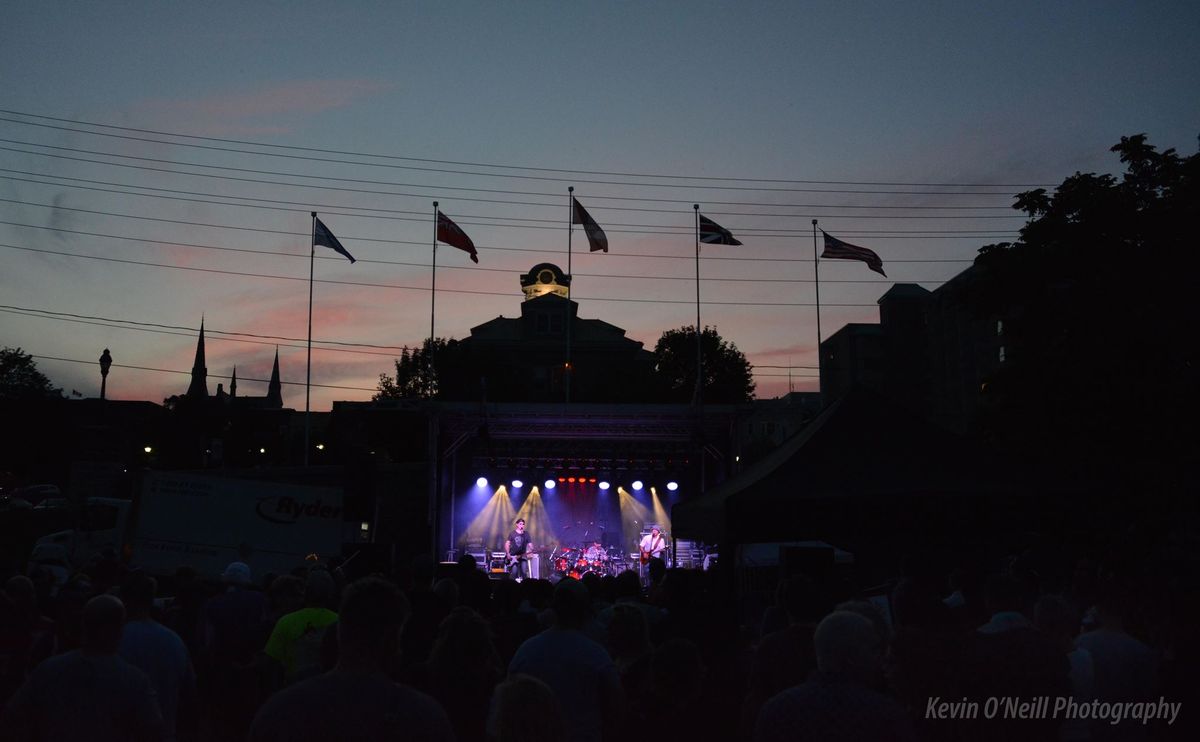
[571, 197, 608, 253]
[436, 211, 478, 263]
[821, 232, 886, 276]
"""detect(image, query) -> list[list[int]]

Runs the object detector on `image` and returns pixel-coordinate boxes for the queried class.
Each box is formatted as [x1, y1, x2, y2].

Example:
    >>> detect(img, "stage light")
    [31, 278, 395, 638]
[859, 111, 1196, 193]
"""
[632, 480, 643, 491]
[567, 476, 576, 483]
[599, 481, 610, 490]
[667, 481, 679, 491]
[544, 479, 556, 490]
[511, 479, 523, 489]
[476, 477, 488, 488]
[588, 477, 597, 483]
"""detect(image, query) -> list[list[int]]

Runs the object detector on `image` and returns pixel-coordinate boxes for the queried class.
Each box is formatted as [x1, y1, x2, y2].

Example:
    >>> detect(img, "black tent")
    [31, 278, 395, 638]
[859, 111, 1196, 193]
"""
[673, 387, 1028, 558]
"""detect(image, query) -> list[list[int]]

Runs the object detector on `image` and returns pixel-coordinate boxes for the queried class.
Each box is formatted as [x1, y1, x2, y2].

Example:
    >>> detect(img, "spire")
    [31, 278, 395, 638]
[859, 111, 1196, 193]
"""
[186, 318, 209, 398]
[229, 366, 237, 398]
[265, 348, 282, 408]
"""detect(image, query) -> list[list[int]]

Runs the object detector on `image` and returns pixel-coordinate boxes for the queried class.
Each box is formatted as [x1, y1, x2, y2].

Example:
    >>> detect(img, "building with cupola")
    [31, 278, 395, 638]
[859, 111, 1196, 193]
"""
[441, 263, 656, 403]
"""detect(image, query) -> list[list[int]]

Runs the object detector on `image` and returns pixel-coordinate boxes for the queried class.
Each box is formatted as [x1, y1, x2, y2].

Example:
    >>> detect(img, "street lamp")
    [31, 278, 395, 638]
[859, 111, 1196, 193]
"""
[99, 348, 113, 400]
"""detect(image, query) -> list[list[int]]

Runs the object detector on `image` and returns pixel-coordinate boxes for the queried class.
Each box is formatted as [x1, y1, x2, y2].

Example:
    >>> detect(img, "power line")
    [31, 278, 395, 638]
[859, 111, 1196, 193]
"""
[30, 354, 378, 392]
[0, 139, 1029, 201]
[0, 164, 1022, 230]
[0, 305, 409, 353]
[0, 240, 888, 303]
[3, 305, 829, 372]
[0, 200, 988, 259]
[0, 110, 1057, 189]
[0, 221, 958, 285]
[0, 166, 1018, 213]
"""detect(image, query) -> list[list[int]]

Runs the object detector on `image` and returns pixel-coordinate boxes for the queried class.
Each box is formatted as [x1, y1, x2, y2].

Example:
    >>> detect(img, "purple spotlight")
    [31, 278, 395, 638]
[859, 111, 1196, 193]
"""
[666, 481, 679, 491]
[544, 479, 556, 490]
[632, 480, 643, 491]
[476, 476, 488, 488]
[511, 479, 523, 489]
[598, 481, 610, 491]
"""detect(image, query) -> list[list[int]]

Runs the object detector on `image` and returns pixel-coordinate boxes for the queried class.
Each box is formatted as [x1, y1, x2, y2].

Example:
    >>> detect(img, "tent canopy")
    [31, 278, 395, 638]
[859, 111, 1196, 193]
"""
[673, 386, 1015, 544]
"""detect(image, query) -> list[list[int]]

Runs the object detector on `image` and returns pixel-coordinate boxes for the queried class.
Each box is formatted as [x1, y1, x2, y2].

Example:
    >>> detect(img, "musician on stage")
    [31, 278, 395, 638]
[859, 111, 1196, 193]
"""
[505, 518, 532, 581]
[639, 526, 668, 585]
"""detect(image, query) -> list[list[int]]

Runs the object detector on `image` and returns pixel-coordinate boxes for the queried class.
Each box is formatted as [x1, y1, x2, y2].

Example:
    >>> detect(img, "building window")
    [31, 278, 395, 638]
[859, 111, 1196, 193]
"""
[998, 346, 1006, 363]
[996, 319, 1004, 336]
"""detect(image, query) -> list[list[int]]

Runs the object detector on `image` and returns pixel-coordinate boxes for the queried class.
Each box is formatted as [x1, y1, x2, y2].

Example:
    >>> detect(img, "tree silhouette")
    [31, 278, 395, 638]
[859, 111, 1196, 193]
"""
[0, 347, 63, 400]
[971, 134, 1198, 471]
[375, 338, 459, 400]
[652, 326, 755, 403]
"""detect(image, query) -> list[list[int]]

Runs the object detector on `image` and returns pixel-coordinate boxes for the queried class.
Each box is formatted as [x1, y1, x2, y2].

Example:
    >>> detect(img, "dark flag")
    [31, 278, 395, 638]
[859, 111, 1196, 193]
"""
[699, 214, 742, 246]
[436, 211, 479, 263]
[313, 217, 356, 263]
[571, 197, 608, 253]
[822, 232, 886, 276]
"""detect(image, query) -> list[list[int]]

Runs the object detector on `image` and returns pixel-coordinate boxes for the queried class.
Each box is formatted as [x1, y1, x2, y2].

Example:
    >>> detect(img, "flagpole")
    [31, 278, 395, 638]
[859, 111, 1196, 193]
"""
[430, 201, 438, 398]
[566, 186, 573, 404]
[812, 219, 823, 395]
[305, 212, 316, 466]
[694, 204, 702, 407]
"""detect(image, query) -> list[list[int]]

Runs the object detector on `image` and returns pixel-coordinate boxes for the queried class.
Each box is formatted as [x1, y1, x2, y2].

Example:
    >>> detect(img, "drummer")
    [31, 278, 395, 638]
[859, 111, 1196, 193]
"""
[584, 538, 606, 562]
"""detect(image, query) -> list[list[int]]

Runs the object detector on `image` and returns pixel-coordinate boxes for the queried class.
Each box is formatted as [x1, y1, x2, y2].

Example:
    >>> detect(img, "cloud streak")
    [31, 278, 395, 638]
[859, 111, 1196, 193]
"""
[128, 79, 393, 136]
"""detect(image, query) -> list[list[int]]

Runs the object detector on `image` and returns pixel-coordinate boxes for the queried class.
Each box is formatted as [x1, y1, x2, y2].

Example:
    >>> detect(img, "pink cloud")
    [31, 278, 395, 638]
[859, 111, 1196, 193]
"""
[127, 79, 393, 136]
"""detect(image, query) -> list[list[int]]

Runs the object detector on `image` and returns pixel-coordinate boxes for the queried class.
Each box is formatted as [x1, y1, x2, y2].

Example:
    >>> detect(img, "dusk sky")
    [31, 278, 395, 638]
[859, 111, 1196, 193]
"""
[3, 1, 1198, 410]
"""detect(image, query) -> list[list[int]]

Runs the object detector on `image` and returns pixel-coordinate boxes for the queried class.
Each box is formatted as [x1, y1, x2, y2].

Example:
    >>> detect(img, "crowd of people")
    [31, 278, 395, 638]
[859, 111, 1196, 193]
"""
[0, 532, 1195, 741]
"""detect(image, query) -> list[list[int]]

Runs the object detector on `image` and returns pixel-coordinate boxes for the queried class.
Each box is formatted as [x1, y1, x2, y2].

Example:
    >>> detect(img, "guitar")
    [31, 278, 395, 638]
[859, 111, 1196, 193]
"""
[505, 548, 538, 568]
[640, 536, 666, 565]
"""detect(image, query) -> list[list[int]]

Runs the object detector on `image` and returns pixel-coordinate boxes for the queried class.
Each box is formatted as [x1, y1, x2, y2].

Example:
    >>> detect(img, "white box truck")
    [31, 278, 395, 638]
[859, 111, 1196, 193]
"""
[31, 472, 347, 581]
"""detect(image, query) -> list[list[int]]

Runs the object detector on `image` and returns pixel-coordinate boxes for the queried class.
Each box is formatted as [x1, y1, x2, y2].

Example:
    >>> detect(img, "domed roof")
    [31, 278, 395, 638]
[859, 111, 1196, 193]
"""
[520, 263, 570, 300]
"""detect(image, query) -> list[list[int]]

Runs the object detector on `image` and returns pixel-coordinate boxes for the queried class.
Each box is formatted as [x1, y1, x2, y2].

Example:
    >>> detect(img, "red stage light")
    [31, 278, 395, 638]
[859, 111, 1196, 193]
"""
[588, 477, 597, 483]
[558, 477, 566, 482]
[567, 477, 577, 483]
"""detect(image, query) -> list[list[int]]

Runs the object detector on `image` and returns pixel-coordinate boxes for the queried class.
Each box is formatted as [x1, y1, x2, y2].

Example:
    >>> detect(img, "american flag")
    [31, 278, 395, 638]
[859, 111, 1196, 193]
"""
[437, 211, 479, 263]
[821, 232, 886, 276]
[699, 214, 742, 246]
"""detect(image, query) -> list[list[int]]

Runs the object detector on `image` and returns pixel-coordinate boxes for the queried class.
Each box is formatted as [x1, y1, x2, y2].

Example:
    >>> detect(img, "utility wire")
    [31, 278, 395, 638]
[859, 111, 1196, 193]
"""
[0, 201, 988, 259]
[5, 305, 824, 372]
[0, 221, 960, 284]
[0, 242, 884, 307]
[0, 140, 1029, 201]
[0, 110, 1057, 189]
[0, 167, 1017, 213]
[31, 354, 378, 392]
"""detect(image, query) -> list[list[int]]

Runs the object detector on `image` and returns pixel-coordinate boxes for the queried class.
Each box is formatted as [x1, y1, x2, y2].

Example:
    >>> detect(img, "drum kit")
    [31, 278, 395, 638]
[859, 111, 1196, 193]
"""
[549, 543, 629, 579]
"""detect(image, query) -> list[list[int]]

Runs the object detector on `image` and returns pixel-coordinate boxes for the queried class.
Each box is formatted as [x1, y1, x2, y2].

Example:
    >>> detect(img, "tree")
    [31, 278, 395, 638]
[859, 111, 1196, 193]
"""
[375, 338, 458, 400]
[652, 326, 755, 403]
[969, 134, 1198, 473]
[0, 347, 63, 400]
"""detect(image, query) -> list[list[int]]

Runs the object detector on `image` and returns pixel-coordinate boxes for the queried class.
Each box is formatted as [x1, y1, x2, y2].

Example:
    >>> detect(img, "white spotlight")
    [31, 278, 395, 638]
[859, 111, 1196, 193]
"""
[544, 479, 556, 490]
[476, 477, 488, 488]
[632, 480, 643, 491]
[511, 479, 523, 489]
[667, 481, 679, 491]
[598, 481, 610, 491]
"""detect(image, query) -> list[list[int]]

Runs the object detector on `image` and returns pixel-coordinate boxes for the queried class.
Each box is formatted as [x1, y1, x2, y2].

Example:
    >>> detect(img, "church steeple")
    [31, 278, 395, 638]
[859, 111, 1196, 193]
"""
[265, 348, 282, 408]
[186, 318, 209, 398]
[229, 366, 237, 398]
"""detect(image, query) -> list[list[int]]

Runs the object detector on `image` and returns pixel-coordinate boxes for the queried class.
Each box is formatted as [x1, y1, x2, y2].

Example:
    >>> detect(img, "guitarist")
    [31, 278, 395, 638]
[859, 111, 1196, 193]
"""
[504, 518, 532, 581]
[639, 526, 667, 585]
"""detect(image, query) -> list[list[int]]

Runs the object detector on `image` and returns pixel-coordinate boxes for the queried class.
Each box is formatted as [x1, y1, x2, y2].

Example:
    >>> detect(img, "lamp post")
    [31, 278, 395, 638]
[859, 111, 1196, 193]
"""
[99, 348, 112, 400]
